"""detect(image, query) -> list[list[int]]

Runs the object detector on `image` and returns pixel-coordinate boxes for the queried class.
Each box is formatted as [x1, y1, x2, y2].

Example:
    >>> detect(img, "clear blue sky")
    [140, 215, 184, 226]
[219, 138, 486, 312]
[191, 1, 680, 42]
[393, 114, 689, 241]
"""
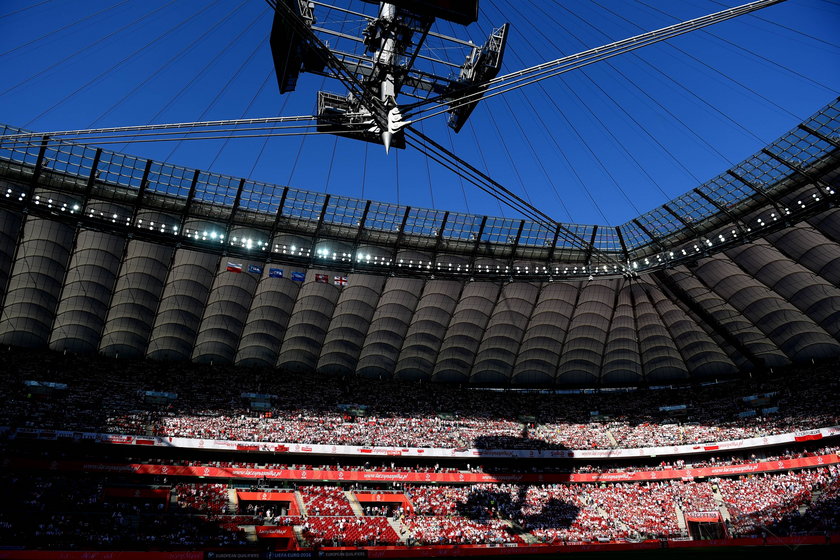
[1, 0, 838, 226]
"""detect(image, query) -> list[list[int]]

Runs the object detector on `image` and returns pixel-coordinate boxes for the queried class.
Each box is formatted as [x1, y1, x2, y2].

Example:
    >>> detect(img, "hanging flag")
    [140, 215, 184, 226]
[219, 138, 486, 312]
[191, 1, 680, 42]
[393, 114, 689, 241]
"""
[334, 275, 348, 287]
[291, 271, 306, 282]
[269, 268, 283, 278]
[226, 262, 242, 273]
[315, 273, 329, 283]
[248, 264, 263, 274]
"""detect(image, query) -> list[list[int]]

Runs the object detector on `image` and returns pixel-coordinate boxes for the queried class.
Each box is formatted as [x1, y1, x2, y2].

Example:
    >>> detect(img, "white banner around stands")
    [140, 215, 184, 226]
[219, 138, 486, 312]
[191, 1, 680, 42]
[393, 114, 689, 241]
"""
[8, 425, 840, 459]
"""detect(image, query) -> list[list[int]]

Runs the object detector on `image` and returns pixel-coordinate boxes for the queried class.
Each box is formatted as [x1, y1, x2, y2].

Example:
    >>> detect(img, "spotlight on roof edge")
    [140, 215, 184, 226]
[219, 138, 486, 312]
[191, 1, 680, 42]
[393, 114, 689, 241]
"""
[269, 0, 507, 152]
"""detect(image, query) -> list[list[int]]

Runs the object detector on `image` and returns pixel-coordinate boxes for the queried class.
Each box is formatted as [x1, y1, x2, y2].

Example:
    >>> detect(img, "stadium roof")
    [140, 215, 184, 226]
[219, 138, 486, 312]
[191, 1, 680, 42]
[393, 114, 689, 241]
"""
[0, 96, 838, 386]
[0, 1, 838, 386]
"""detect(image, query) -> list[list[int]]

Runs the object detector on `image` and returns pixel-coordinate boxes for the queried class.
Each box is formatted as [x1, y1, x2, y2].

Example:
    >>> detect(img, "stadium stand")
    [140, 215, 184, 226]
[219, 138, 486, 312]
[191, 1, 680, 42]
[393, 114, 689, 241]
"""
[0, 4, 838, 556]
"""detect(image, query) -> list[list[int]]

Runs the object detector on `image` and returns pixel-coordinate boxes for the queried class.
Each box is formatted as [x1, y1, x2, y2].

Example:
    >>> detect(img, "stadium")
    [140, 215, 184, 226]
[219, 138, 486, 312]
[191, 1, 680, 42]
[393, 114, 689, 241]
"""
[0, 0, 838, 558]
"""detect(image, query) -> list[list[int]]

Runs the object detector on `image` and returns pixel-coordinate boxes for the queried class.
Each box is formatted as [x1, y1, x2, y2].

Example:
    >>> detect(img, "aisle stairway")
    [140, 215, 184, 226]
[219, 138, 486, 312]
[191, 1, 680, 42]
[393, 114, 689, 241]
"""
[345, 491, 364, 516]
[675, 504, 687, 531]
[507, 520, 539, 544]
[241, 525, 258, 544]
[227, 488, 238, 514]
[294, 526, 308, 547]
[800, 490, 821, 514]
[712, 484, 731, 521]
[387, 517, 409, 543]
[597, 506, 630, 535]
[295, 492, 308, 517]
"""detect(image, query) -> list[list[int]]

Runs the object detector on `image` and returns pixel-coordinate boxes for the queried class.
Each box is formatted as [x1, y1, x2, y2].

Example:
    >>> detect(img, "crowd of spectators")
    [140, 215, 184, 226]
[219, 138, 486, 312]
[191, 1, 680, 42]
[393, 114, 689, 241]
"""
[301, 516, 399, 546]
[1, 347, 838, 452]
[717, 467, 837, 535]
[0, 473, 248, 549]
[770, 471, 840, 535]
[403, 516, 521, 545]
[173, 482, 229, 514]
[2, 346, 836, 550]
[299, 486, 355, 517]
[514, 484, 620, 543]
[2, 465, 838, 549]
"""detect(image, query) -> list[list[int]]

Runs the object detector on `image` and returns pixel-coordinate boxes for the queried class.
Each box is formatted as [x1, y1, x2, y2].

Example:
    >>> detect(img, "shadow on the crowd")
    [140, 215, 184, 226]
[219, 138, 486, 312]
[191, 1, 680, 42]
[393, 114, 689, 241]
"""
[472, 432, 571, 453]
[471, 435, 573, 452]
[759, 493, 839, 536]
[455, 484, 580, 534]
[456, 434, 578, 534]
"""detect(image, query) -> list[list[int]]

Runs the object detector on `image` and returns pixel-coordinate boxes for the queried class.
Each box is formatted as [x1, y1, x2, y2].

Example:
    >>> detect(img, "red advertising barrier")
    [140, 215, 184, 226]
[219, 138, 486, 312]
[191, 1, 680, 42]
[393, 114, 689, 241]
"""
[102, 487, 170, 500]
[9, 453, 838, 484]
[254, 525, 295, 539]
[0, 535, 835, 559]
[237, 491, 297, 502]
[684, 511, 721, 522]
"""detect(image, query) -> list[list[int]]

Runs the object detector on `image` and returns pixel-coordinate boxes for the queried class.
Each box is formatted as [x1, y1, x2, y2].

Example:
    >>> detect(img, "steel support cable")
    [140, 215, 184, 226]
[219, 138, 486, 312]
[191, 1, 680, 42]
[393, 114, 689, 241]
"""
[502, 0, 648, 215]
[246, 94, 292, 180]
[276, 10, 359, 190]
[8, 2, 564, 236]
[453, 17, 509, 218]
[531, 0, 710, 185]
[490, 2, 647, 219]
[89, 0, 255, 129]
[400, 0, 788, 121]
[499, 90, 575, 222]
[1, 116, 320, 142]
[404, 135, 551, 231]
[635, 0, 837, 94]
[206, 69, 279, 172]
[466, 0, 793, 115]
[158, 4, 271, 163]
[143, 2, 261, 147]
[541, 0, 769, 159]
[465, 120, 508, 218]
[403, 130, 554, 229]
[285, 81, 328, 186]
[444, 126, 472, 213]
[510, 85, 608, 224]
[323, 136, 340, 194]
[0, 1, 129, 58]
[478, 2, 598, 224]
[706, 0, 840, 52]
[0, 123, 322, 145]
[0, 131, 339, 146]
[417, 120, 436, 209]
[354, 6, 620, 264]
[484, 95, 539, 212]
[360, 142, 369, 200]
[590, 0, 802, 123]
[21, 0, 224, 128]
[394, 148, 401, 205]
[524, 0, 676, 198]
[458, 11, 539, 217]
[404, 128, 626, 268]
[0, 0, 54, 21]
[0, 0, 179, 99]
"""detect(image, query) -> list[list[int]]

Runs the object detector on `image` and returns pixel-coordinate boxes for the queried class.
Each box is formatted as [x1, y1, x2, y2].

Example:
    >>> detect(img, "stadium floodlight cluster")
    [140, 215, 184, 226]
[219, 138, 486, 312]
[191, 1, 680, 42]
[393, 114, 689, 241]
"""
[268, 0, 505, 149]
